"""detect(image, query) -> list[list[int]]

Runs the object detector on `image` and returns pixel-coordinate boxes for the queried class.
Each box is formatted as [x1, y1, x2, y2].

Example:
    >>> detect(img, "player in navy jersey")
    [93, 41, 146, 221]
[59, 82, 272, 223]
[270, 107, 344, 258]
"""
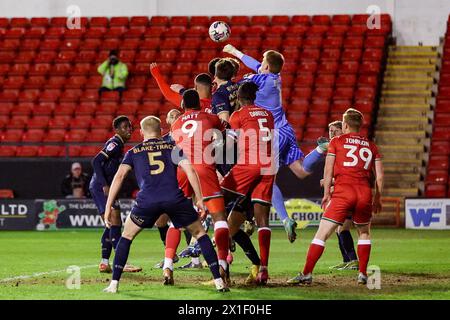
[223, 44, 329, 243]
[212, 59, 239, 122]
[102, 116, 229, 293]
[89, 116, 141, 274]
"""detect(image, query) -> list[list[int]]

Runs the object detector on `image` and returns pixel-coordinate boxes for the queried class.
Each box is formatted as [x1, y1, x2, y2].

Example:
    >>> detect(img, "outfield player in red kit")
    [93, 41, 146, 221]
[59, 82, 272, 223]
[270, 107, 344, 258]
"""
[221, 82, 276, 284]
[170, 89, 231, 282]
[287, 108, 384, 285]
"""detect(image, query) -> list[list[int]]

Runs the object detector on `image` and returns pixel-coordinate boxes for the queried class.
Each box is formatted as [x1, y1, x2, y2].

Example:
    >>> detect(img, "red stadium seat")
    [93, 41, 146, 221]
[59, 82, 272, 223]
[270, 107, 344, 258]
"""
[430, 140, 450, 155]
[1, 129, 23, 142]
[53, 103, 76, 116]
[322, 36, 343, 49]
[65, 129, 88, 142]
[110, 17, 129, 27]
[336, 74, 357, 87]
[27, 116, 50, 129]
[271, 15, 290, 26]
[425, 184, 447, 198]
[85, 129, 109, 142]
[117, 103, 138, 115]
[150, 16, 169, 26]
[0, 146, 16, 157]
[190, 16, 210, 27]
[291, 15, 310, 25]
[312, 15, 331, 25]
[22, 129, 45, 142]
[43, 129, 66, 142]
[434, 113, 450, 126]
[16, 146, 39, 157]
[334, 87, 355, 100]
[331, 15, 351, 25]
[79, 145, 100, 157]
[428, 156, 449, 171]
[30, 17, 49, 27]
[38, 145, 64, 157]
[251, 16, 270, 25]
[339, 61, 359, 74]
[230, 16, 250, 26]
[344, 36, 364, 48]
[426, 170, 448, 185]
[170, 16, 189, 26]
[315, 74, 335, 87]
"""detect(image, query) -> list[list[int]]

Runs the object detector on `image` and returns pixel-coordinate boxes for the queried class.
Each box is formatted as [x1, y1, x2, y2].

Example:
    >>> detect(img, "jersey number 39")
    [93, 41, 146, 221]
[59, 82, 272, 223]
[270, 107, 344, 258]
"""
[343, 145, 373, 170]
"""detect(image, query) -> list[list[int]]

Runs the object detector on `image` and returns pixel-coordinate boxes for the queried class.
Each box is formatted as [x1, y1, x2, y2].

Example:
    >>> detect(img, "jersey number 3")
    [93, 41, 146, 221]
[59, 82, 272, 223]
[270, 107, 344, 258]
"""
[343, 145, 372, 169]
[148, 152, 164, 175]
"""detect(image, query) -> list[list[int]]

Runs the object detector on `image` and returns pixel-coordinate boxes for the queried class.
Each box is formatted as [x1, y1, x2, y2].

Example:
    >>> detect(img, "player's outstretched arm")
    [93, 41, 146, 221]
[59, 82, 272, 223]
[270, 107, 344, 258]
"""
[321, 154, 335, 209]
[223, 44, 261, 73]
[373, 160, 384, 214]
[104, 164, 131, 227]
[149, 63, 183, 107]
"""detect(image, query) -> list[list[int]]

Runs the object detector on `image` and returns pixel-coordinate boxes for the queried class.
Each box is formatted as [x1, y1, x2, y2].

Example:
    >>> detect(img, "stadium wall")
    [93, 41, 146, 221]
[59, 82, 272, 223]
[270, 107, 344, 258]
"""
[0, 0, 449, 45]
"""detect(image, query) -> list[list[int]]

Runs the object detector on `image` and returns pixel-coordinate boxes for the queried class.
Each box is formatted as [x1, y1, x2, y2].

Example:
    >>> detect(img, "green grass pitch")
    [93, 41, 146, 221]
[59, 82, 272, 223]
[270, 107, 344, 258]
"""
[1, 228, 449, 300]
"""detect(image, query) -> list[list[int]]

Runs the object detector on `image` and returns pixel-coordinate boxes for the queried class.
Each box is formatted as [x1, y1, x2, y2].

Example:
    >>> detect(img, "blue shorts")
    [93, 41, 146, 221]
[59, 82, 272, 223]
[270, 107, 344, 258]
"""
[89, 182, 120, 215]
[130, 197, 198, 229]
[274, 123, 304, 167]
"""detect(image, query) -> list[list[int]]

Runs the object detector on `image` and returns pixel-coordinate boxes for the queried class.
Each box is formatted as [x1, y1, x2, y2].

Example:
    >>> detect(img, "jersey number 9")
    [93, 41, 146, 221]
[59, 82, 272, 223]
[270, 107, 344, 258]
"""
[148, 152, 165, 175]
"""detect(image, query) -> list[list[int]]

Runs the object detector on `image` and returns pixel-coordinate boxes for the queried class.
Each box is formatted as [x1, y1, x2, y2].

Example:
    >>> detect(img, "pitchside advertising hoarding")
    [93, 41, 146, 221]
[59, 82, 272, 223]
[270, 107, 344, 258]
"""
[0, 200, 37, 230]
[405, 198, 450, 230]
[29, 198, 324, 230]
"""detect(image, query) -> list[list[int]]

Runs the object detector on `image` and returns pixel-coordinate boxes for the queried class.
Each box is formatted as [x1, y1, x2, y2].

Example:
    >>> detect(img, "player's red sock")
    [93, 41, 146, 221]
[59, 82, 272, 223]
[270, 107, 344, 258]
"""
[258, 227, 271, 268]
[214, 221, 229, 270]
[357, 240, 371, 276]
[303, 239, 325, 275]
[165, 227, 181, 259]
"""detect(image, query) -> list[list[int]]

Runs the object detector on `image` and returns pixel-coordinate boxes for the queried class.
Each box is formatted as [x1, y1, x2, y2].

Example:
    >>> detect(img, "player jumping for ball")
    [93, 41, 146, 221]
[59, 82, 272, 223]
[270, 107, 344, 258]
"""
[102, 116, 229, 293]
[287, 109, 384, 285]
[223, 44, 329, 243]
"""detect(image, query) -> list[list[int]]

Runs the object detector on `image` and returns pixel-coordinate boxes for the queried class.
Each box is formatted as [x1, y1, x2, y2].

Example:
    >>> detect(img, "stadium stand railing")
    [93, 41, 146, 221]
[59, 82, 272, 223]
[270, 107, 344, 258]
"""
[0, 14, 391, 158]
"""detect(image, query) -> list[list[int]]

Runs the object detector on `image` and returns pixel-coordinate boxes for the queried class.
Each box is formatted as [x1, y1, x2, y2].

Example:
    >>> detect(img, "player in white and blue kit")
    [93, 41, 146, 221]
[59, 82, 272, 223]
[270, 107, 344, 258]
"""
[223, 45, 328, 242]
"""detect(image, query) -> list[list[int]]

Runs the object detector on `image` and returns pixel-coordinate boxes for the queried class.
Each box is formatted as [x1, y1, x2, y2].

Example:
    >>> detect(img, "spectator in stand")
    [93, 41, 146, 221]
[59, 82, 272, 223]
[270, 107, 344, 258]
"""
[61, 162, 91, 198]
[98, 50, 129, 98]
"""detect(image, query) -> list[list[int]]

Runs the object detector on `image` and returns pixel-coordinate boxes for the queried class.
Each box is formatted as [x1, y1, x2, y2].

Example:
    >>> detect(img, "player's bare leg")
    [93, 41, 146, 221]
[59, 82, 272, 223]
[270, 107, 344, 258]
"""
[355, 223, 371, 285]
[162, 224, 181, 284]
[253, 203, 271, 285]
[103, 215, 143, 293]
[330, 219, 358, 270]
[155, 214, 180, 268]
[185, 219, 230, 292]
[287, 219, 339, 285]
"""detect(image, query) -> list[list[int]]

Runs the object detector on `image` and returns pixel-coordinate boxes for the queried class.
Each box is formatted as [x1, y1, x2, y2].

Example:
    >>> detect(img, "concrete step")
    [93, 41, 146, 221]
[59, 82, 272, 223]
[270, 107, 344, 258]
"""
[389, 45, 437, 52]
[380, 97, 432, 104]
[382, 83, 434, 90]
[385, 172, 421, 182]
[381, 90, 433, 97]
[378, 144, 425, 153]
[382, 151, 425, 160]
[377, 116, 429, 124]
[384, 70, 436, 77]
[378, 109, 430, 118]
[387, 57, 438, 65]
[382, 158, 424, 167]
[385, 179, 420, 189]
[379, 102, 430, 109]
[376, 130, 427, 139]
[374, 136, 429, 146]
[383, 187, 419, 197]
[376, 123, 430, 131]
[386, 65, 437, 72]
[383, 163, 421, 174]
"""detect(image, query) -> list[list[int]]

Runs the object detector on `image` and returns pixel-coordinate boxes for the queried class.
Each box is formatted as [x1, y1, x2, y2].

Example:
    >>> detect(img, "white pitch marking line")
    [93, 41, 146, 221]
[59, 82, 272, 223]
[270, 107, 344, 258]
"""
[0, 264, 98, 283]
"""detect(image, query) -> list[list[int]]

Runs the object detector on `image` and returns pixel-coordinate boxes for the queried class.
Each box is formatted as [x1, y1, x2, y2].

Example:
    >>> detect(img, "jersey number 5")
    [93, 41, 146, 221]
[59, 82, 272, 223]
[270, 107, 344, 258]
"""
[343, 145, 373, 169]
[258, 118, 272, 142]
[148, 152, 164, 175]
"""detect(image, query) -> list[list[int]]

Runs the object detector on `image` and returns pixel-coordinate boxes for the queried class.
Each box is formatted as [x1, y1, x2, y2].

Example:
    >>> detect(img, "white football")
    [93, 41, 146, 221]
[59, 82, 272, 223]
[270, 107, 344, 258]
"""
[209, 21, 231, 42]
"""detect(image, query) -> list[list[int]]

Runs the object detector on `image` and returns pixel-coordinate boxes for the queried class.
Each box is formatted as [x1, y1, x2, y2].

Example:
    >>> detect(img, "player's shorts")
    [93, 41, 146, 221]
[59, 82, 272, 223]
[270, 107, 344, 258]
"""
[274, 123, 304, 167]
[221, 165, 275, 205]
[89, 181, 120, 215]
[192, 164, 223, 200]
[177, 167, 193, 198]
[322, 183, 373, 225]
[129, 197, 198, 229]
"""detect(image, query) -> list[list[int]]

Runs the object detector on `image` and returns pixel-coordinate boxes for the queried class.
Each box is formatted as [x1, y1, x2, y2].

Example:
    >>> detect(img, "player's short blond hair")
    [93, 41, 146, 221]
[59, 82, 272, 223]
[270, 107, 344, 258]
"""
[343, 108, 363, 131]
[328, 120, 342, 129]
[140, 116, 161, 134]
[263, 50, 285, 74]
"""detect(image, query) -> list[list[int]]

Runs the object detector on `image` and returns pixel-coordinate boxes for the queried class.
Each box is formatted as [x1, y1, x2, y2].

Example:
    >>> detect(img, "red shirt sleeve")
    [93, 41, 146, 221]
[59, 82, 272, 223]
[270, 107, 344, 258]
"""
[328, 136, 338, 156]
[150, 66, 182, 107]
[228, 111, 240, 130]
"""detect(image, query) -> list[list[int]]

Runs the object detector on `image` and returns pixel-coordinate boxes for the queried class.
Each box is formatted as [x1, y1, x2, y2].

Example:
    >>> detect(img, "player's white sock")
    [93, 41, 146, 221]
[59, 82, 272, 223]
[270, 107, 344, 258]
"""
[104, 280, 118, 293]
[191, 257, 200, 265]
[219, 259, 228, 271]
[101, 258, 109, 265]
[214, 277, 225, 289]
[163, 258, 174, 271]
